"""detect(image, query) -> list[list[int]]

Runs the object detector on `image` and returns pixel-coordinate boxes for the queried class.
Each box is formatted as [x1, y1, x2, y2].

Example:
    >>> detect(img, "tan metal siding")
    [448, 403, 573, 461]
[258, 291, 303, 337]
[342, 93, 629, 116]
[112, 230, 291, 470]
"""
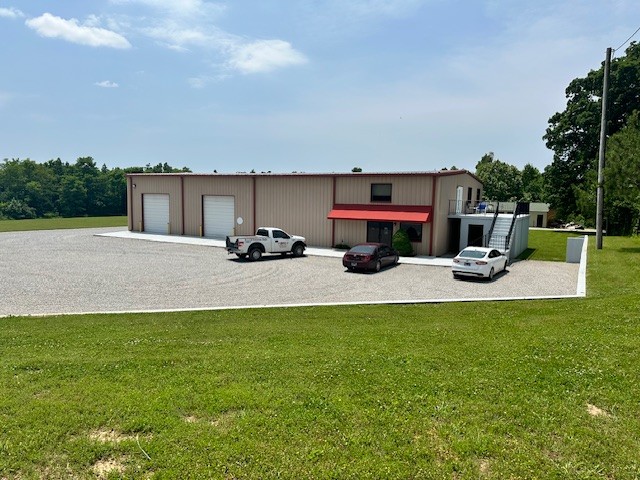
[182, 176, 253, 237]
[433, 173, 483, 255]
[334, 220, 365, 248]
[335, 175, 433, 205]
[255, 177, 333, 246]
[128, 175, 181, 234]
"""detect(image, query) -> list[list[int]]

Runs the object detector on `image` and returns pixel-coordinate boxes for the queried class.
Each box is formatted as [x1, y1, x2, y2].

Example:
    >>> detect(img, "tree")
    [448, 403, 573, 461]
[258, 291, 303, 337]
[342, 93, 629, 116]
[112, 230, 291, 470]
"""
[604, 110, 640, 234]
[475, 153, 523, 201]
[520, 163, 544, 202]
[59, 176, 88, 217]
[351, 167, 362, 172]
[543, 41, 640, 219]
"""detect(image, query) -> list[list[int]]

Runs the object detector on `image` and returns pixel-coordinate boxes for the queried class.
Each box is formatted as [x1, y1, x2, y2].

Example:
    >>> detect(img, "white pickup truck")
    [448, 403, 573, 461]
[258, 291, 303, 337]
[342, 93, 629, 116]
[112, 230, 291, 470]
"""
[226, 227, 306, 261]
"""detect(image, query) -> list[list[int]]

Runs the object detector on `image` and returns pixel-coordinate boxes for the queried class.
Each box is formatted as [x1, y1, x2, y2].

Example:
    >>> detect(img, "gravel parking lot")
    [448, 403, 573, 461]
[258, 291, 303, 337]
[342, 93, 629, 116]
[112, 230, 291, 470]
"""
[0, 228, 581, 316]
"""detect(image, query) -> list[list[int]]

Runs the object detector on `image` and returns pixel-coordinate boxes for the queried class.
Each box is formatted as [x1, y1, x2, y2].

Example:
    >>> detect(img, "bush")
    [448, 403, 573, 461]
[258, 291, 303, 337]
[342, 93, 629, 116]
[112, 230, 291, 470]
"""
[334, 243, 351, 250]
[0, 199, 37, 219]
[392, 229, 413, 256]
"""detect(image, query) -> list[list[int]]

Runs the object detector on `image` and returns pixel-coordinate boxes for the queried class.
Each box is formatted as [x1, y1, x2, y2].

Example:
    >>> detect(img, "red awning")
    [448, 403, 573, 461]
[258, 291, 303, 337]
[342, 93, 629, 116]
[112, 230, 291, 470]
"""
[327, 204, 431, 223]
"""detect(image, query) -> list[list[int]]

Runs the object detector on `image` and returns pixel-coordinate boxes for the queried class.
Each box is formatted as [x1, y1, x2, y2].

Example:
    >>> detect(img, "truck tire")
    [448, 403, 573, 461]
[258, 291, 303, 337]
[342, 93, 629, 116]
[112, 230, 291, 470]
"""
[236, 253, 247, 259]
[249, 248, 262, 261]
[292, 243, 305, 257]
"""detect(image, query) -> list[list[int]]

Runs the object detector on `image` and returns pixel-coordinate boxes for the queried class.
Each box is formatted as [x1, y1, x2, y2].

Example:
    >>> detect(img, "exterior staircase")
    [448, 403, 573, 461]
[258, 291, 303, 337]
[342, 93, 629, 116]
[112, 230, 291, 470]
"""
[488, 216, 511, 252]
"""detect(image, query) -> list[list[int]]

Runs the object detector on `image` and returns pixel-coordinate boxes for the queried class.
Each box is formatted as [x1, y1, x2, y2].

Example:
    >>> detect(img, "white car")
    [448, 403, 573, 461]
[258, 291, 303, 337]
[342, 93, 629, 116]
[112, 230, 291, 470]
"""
[452, 247, 508, 280]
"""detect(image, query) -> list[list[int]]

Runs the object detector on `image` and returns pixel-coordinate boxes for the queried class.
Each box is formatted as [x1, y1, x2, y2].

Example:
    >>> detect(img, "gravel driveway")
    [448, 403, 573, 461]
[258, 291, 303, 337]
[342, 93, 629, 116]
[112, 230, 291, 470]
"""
[0, 228, 581, 316]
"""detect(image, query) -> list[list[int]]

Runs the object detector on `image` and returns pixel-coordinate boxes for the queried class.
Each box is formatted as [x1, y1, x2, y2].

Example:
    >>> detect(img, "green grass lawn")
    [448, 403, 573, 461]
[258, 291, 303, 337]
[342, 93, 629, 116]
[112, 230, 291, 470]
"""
[0, 216, 127, 232]
[518, 229, 584, 261]
[1, 233, 639, 479]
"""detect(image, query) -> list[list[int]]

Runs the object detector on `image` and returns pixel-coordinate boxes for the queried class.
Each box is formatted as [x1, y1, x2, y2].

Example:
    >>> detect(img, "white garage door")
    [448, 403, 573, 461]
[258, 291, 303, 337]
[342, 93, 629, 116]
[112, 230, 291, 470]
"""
[143, 194, 170, 234]
[203, 195, 235, 238]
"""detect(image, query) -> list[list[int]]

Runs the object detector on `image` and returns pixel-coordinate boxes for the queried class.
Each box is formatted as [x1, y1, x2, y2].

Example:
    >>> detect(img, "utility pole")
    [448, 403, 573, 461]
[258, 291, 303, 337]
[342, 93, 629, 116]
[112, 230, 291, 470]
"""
[596, 47, 612, 250]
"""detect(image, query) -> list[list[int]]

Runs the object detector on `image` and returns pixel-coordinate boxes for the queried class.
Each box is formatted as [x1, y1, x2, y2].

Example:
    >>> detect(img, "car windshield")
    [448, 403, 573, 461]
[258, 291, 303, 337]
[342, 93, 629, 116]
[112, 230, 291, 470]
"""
[458, 249, 487, 259]
[349, 245, 376, 254]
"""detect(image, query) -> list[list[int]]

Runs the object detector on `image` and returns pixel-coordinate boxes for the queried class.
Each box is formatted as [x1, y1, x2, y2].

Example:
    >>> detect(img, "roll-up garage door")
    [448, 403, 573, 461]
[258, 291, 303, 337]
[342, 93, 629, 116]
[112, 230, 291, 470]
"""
[203, 196, 235, 238]
[143, 194, 170, 234]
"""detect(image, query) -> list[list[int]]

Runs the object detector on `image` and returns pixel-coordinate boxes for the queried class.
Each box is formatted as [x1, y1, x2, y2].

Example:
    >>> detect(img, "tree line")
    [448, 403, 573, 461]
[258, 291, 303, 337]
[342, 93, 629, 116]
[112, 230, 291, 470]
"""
[0, 157, 190, 220]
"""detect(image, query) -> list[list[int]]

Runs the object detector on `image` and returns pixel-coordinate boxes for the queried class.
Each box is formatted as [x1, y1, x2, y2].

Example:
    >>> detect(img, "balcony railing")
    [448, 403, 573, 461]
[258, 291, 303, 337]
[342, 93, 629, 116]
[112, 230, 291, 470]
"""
[448, 200, 531, 216]
[448, 200, 498, 215]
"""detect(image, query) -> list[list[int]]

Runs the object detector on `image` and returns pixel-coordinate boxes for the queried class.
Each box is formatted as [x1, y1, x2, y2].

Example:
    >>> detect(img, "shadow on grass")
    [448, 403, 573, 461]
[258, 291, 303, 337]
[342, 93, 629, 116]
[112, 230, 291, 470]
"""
[517, 248, 536, 260]
[618, 247, 640, 253]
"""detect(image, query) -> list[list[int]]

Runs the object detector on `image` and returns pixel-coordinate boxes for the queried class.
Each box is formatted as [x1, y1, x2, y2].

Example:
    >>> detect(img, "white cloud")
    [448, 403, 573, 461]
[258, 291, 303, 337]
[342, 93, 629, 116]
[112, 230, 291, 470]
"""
[140, 22, 221, 49]
[95, 80, 119, 88]
[227, 40, 308, 74]
[133, 11, 307, 75]
[25, 13, 131, 49]
[0, 7, 24, 19]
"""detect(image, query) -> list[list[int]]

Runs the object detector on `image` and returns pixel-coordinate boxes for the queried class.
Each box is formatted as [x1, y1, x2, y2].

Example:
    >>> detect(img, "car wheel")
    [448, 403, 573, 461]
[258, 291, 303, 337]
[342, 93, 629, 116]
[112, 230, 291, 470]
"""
[236, 253, 247, 259]
[375, 260, 382, 272]
[249, 248, 262, 261]
[503, 260, 508, 272]
[488, 267, 495, 280]
[394, 255, 399, 265]
[292, 243, 304, 257]
[453, 273, 460, 280]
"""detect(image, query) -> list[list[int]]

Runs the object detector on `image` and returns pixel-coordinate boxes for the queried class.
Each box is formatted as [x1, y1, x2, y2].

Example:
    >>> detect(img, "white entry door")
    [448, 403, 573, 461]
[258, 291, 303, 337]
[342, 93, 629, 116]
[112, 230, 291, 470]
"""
[143, 193, 170, 234]
[455, 186, 464, 214]
[203, 195, 235, 238]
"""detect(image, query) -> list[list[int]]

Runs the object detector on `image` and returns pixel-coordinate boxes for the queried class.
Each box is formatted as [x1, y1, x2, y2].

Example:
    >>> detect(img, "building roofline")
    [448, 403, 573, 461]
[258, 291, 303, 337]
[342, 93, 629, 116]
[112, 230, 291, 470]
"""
[127, 169, 481, 182]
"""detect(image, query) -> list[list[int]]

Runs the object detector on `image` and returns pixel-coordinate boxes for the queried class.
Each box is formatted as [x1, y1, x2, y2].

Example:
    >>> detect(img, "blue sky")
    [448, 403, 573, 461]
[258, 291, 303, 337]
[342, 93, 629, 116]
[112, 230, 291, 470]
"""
[1, 1, 639, 174]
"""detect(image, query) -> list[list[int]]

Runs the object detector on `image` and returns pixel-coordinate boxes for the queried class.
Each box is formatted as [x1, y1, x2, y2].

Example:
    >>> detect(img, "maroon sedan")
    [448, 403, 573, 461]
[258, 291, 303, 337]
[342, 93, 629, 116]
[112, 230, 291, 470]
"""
[342, 243, 399, 272]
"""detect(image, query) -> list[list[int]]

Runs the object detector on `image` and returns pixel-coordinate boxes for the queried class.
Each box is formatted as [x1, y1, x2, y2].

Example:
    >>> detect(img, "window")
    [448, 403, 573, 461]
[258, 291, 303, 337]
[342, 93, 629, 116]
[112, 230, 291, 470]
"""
[476, 189, 481, 202]
[371, 183, 392, 202]
[467, 187, 473, 202]
[273, 230, 290, 239]
[400, 222, 423, 242]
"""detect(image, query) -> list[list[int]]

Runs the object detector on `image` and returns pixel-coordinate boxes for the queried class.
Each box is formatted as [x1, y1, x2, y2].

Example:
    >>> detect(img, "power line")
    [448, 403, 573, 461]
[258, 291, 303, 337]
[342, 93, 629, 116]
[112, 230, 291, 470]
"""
[614, 25, 640, 53]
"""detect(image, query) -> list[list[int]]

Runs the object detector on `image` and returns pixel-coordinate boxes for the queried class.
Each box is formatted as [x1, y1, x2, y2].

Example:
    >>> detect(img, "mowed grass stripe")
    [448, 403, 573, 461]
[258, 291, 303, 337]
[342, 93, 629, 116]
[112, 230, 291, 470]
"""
[0, 215, 126, 232]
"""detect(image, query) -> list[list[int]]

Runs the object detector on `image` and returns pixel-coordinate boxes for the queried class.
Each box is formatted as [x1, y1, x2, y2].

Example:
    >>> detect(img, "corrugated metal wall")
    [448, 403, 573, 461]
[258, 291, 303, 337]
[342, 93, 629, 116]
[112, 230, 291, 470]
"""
[129, 175, 181, 234]
[183, 176, 253, 236]
[433, 174, 483, 256]
[335, 175, 433, 204]
[255, 176, 333, 246]
[126, 172, 483, 256]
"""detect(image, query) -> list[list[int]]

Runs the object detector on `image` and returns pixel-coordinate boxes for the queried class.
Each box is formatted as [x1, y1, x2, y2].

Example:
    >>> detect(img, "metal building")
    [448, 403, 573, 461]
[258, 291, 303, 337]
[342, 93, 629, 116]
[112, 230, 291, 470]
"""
[126, 170, 486, 256]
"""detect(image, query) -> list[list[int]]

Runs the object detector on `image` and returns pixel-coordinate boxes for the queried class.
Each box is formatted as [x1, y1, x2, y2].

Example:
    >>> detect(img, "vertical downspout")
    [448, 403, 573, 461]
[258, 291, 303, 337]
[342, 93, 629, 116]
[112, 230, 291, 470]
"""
[331, 176, 336, 247]
[429, 174, 437, 256]
[252, 176, 257, 232]
[180, 175, 185, 235]
[127, 176, 133, 231]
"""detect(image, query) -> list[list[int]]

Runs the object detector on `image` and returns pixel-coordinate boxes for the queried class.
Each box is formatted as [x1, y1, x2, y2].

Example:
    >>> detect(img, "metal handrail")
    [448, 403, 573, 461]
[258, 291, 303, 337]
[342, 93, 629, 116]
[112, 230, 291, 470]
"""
[487, 201, 500, 240]
[505, 202, 529, 249]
